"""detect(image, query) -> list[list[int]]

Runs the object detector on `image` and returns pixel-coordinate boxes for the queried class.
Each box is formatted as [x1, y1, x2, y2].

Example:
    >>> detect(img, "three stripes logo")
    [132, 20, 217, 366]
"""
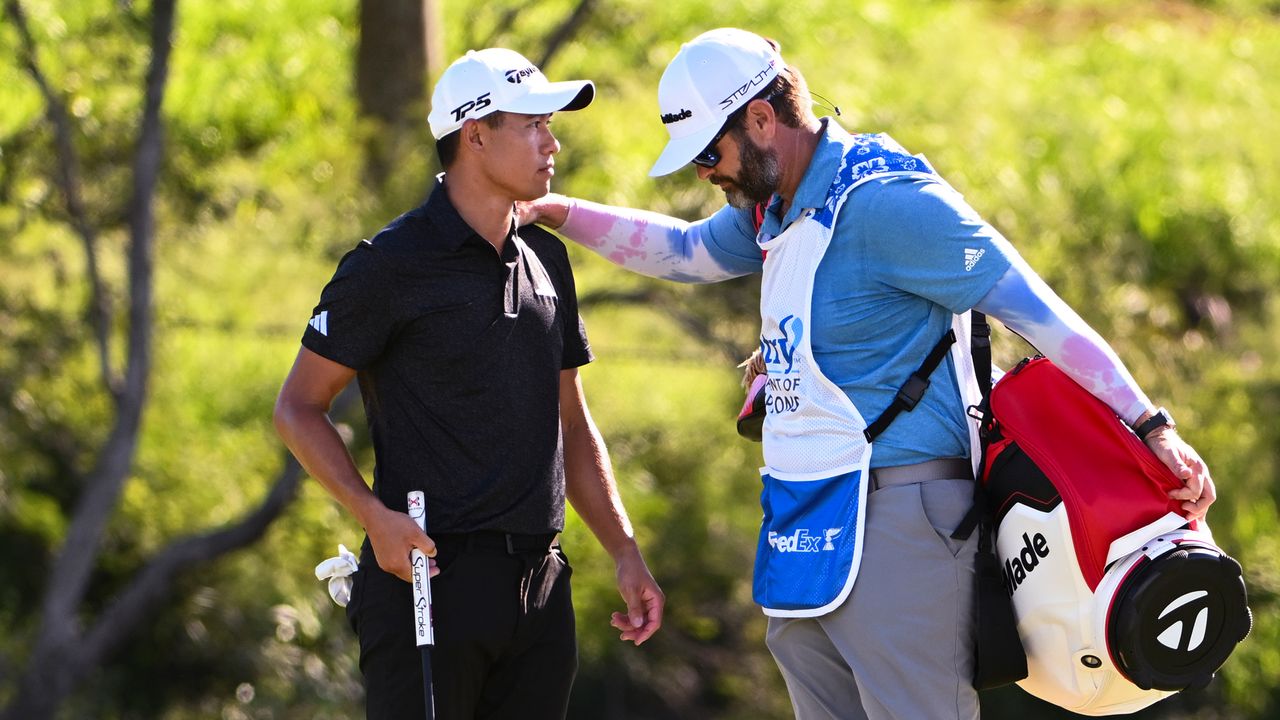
[964, 247, 986, 272]
[309, 310, 329, 336]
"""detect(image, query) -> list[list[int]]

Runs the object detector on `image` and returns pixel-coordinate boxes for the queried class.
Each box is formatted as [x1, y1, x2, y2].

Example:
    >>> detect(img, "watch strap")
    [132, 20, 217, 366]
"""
[1135, 407, 1174, 440]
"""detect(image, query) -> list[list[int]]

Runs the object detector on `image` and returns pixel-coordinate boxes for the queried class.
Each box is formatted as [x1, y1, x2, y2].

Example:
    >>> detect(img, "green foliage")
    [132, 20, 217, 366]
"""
[2, 0, 1279, 718]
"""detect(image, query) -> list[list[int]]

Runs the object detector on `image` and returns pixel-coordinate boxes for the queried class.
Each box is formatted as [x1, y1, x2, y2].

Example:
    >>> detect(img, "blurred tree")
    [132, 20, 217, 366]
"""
[356, 0, 441, 187]
[0, 2, 354, 718]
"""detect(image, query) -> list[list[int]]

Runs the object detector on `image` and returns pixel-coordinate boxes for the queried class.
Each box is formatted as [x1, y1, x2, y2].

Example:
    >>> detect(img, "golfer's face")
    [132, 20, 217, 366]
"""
[488, 112, 560, 201]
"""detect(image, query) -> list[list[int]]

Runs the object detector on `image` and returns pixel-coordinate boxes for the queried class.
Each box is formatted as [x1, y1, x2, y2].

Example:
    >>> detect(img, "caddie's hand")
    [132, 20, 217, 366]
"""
[608, 547, 664, 646]
[364, 504, 438, 583]
[738, 348, 765, 388]
[1146, 426, 1216, 522]
[514, 193, 571, 230]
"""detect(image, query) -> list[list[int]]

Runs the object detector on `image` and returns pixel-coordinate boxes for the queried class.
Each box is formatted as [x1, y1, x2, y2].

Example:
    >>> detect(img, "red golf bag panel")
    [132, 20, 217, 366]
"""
[985, 358, 1195, 590]
[982, 358, 1250, 715]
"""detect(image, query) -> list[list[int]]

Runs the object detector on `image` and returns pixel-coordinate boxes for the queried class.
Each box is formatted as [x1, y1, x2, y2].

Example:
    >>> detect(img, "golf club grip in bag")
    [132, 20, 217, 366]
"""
[980, 357, 1250, 715]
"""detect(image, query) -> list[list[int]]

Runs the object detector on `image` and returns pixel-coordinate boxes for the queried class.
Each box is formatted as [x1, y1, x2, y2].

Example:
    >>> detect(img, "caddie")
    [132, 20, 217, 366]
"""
[520, 27, 1214, 720]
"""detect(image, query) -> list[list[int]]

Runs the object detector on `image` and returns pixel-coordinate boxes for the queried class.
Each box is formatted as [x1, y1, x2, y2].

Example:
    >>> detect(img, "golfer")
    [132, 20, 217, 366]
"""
[275, 47, 664, 720]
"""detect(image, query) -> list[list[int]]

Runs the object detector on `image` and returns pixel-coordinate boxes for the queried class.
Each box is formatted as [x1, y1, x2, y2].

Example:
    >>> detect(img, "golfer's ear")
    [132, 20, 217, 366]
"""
[461, 118, 485, 153]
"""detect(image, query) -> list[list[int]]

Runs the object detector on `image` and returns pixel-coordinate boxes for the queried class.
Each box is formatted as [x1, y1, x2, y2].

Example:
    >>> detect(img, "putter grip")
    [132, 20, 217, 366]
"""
[407, 491, 435, 646]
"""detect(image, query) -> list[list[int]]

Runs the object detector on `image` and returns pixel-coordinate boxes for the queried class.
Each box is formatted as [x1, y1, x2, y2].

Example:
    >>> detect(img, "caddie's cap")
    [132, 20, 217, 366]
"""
[649, 28, 782, 177]
[428, 48, 595, 140]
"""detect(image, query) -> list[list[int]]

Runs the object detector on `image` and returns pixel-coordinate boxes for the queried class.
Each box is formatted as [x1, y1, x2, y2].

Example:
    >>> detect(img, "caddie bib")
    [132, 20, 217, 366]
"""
[752, 133, 984, 617]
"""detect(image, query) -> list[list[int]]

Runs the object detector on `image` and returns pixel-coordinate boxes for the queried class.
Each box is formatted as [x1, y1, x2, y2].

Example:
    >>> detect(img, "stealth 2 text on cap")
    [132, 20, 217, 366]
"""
[649, 28, 783, 177]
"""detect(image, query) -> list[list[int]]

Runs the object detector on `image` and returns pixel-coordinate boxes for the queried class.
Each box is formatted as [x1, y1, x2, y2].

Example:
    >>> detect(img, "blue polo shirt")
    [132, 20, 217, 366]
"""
[692, 120, 1015, 467]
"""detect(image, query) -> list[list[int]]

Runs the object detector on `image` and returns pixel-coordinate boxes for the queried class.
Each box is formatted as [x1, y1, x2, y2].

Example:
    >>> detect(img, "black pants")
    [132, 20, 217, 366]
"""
[347, 532, 577, 720]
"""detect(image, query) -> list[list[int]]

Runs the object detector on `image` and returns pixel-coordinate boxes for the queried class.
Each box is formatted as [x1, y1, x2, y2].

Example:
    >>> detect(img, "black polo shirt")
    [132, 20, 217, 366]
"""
[302, 179, 592, 534]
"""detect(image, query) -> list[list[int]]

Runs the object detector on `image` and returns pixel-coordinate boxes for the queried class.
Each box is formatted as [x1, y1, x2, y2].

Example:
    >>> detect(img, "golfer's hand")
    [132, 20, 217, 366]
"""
[609, 548, 664, 646]
[515, 193, 571, 229]
[365, 504, 438, 583]
[1146, 427, 1216, 522]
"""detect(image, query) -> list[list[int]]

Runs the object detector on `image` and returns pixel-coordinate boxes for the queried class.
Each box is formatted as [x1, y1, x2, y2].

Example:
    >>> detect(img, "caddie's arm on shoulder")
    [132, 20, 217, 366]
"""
[518, 192, 761, 283]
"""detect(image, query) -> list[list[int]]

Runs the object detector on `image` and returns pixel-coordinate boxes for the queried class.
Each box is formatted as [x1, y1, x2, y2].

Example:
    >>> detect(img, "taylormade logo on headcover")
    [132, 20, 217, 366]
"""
[1156, 590, 1211, 652]
[768, 527, 842, 553]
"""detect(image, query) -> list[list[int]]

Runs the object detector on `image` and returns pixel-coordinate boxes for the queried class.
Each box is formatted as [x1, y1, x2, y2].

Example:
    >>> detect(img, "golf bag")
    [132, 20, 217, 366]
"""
[979, 356, 1251, 715]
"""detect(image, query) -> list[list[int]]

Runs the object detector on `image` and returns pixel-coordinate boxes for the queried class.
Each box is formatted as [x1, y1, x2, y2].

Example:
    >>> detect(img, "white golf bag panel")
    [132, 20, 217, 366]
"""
[983, 358, 1250, 715]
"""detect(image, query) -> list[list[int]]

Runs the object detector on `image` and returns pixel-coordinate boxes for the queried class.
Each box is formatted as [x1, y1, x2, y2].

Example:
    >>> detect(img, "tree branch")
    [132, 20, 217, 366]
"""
[579, 285, 746, 361]
[5, 3, 178, 718]
[538, 0, 597, 70]
[38, 0, 176, 640]
[78, 383, 360, 666]
[480, 5, 523, 49]
[82, 455, 305, 665]
[578, 286, 663, 308]
[5, 0, 118, 399]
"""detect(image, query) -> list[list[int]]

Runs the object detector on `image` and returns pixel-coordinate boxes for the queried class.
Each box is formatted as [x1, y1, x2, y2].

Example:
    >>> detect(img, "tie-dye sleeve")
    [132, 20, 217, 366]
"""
[973, 258, 1153, 426]
[558, 198, 763, 283]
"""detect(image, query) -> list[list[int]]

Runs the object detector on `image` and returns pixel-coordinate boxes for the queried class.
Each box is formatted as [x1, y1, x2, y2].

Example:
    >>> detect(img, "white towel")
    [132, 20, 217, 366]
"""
[314, 544, 359, 607]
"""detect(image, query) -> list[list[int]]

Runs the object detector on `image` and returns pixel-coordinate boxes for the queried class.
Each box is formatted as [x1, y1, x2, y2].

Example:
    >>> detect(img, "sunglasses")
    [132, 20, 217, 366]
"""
[691, 124, 732, 169]
[690, 88, 779, 170]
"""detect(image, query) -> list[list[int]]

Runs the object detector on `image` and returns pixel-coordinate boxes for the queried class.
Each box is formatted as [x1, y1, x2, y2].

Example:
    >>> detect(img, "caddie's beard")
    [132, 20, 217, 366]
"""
[715, 132, 781, 209]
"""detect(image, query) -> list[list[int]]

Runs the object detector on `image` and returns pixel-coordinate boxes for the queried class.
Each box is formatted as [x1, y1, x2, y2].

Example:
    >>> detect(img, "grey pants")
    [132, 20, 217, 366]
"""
[766, 460, 979, 720]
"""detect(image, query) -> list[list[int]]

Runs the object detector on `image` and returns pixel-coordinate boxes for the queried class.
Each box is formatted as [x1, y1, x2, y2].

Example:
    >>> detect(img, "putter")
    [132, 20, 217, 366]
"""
[407, 491, 436, 719]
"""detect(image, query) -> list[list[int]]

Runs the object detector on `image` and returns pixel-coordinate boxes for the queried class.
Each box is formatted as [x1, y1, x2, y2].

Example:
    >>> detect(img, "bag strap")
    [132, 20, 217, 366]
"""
[952, 311, 993, 541]
[971, 311, 992, 402]
[863, 328, 957, 443]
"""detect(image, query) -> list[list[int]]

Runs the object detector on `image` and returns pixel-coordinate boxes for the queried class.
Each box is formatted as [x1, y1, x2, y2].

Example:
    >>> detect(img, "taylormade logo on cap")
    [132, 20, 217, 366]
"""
[428, 48, 595, 140]
[661, 109, 693, 124]
[649, 28, 783, 177]
[505, 66, 538, 84]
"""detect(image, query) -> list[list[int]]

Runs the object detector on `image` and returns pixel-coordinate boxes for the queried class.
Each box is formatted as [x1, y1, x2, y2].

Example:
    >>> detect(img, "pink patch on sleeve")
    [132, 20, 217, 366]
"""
[608, 245, 647, 264]
[1058, 335, 1111, 376]
[562, 205, 620, 247]
[629, 220, 650, 248]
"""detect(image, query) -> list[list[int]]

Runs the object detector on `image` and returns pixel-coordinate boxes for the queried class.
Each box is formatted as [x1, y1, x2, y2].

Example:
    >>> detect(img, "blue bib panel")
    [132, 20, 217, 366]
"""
[754, 468, 863, 611]
[750, 133, 972, 617]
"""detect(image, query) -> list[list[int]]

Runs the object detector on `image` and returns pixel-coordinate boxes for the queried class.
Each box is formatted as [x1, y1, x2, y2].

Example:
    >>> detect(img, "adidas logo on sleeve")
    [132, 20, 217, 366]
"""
[964, 247, 986, 272]
[309, 310, 329, 336]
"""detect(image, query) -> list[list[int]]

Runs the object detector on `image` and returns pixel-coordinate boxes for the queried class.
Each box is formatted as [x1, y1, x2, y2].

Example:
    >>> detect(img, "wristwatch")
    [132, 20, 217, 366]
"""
[1134, 407, 1176, 440]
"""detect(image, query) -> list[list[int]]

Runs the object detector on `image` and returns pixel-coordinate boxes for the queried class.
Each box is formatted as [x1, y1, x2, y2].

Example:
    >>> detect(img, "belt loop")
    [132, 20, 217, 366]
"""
[505, 533, 515, 555]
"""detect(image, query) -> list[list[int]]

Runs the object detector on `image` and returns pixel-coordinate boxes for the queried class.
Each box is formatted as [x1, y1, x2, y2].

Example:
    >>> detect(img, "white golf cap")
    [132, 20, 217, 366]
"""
[428, 48, 595, 140]
[648, 28, 783, 177]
